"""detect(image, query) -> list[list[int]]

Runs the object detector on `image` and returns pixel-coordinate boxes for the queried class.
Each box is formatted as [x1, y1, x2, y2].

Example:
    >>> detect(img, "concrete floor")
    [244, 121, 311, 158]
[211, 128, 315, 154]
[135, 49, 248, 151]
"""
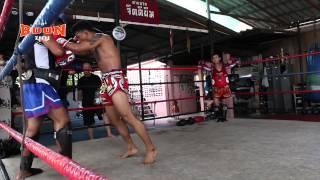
[3, 118, 320, 180]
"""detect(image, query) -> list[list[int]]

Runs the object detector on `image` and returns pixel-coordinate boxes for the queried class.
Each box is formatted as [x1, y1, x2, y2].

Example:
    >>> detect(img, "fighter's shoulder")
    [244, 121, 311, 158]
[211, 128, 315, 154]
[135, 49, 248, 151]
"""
[95, 33, 111, 39]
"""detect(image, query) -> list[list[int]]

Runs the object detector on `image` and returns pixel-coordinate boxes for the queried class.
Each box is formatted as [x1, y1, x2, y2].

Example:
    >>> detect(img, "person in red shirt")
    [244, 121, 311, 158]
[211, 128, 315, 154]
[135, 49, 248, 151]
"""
[211, 54, 234, 121]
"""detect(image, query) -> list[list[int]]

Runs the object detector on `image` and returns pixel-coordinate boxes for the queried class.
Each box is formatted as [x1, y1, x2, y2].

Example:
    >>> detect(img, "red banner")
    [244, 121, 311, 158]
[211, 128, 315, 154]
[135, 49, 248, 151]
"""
[120, 0, 160, 24]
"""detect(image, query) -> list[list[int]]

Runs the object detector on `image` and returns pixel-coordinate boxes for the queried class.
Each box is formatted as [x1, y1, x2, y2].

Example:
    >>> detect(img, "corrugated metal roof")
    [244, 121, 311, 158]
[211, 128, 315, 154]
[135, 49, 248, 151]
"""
[209, 0, 320, 29]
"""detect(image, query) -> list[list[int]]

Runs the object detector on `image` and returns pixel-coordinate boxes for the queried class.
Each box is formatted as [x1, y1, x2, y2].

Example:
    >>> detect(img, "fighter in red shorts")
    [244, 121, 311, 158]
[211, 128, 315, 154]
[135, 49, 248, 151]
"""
[100, 70, 128, 105]
[60, 20, 157, 164]
[211, 54, 234, 121]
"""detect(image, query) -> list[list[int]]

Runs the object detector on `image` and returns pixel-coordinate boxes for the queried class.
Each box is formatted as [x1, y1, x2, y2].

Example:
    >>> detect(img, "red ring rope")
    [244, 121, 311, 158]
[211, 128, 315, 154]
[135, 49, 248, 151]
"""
[235, 89, 320, 95]
[11, 88, 320, 116]
[62, 51, 320, 73]
[12, 95, 205, 116]
[0, 122, 108, 180]
[0, 0, 14, 39]
[62, 66, 199, 72]
[240, 51, 320, 65]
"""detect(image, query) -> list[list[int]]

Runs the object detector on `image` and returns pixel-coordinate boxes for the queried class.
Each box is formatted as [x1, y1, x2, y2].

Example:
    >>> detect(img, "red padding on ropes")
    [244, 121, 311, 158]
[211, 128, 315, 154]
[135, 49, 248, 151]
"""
[235, 89, 320, 95]
[63, 52, 320, 73]
[11, 89, 320, 116]
[12, 96, 205, 116]
[0, 0, 14, 39]
[241, 51, 320, 65]
[12, 88, 320, 116]
[62, 67, 199, 72]
[0, 122, 108, 180]
[124, 67, 198, 71]
[133, 96, 205, 105]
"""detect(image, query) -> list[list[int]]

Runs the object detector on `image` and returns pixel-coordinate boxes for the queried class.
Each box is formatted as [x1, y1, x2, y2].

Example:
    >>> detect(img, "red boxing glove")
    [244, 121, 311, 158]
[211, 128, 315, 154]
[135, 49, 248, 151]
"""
[53, 34, 71, 47]
[52, 35, 76, 67]
[56, 50, 75, 67]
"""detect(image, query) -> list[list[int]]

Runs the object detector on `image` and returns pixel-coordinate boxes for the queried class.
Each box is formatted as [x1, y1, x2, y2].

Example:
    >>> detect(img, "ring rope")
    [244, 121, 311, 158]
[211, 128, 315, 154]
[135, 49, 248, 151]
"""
[10, 86, 320, 117]
[0, 0, 14, 40]
[0, 122, 108, 180]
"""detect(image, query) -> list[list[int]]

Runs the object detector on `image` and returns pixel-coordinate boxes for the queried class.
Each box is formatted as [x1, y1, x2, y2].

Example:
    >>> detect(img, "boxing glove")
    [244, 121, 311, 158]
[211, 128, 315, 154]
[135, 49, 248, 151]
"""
[52, 35, 76, 67]
[56, 50, 75, 67]
[53, 35, 74, 47]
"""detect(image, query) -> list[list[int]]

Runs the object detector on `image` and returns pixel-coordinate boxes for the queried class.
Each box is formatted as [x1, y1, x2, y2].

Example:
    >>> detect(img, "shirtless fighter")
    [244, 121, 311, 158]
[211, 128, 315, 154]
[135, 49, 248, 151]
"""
[58, 21, 157, 164]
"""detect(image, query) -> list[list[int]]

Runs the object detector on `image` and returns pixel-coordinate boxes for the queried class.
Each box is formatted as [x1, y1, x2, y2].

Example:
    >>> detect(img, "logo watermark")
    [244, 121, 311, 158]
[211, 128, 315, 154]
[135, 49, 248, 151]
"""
[20, 24, 66, 41]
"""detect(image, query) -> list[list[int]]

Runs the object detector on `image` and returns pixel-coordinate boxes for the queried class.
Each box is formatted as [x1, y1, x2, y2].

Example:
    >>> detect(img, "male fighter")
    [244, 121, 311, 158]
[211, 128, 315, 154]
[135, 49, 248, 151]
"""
[211, 54, 234, 121]
[59, 20, 156, 164]
[16, 25, 74, 179]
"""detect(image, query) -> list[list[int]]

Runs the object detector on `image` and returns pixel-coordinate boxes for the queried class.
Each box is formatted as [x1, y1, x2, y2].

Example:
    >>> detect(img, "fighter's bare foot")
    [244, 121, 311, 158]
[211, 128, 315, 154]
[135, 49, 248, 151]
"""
[16, 168, 43, 180]
[120, 147, 138, 159]
[143, 147, 157, 165]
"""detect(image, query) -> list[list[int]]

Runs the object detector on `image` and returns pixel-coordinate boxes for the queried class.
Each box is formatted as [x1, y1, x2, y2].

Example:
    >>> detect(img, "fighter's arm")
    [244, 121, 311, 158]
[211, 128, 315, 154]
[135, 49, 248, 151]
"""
[64, 34, 103, 54]
[41, 35, 65, 57]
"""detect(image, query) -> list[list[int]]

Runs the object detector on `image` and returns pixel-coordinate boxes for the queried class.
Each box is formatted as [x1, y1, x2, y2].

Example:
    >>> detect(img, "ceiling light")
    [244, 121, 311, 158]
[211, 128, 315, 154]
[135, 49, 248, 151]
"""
[12, 8, 18, 15]
[26, 11, 34, 16]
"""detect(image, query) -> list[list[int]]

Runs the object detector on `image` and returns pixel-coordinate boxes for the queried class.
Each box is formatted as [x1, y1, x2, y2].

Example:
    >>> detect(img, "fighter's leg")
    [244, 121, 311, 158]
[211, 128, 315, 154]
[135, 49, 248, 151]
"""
[48, 107, 72, 158]
[223, 96, 234, 121]
[111, 91, 157, 164]
[212, 97, 223, 121]
[16, 117, 43, 180]
[105, 105, 138, 158]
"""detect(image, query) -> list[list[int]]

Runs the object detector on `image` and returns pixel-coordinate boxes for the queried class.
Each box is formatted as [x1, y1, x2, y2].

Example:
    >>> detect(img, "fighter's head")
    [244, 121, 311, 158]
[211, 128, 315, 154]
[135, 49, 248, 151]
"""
[72, 20, 102, 41]
[224, 53, 231, 60]
[211, 53, 222, 64]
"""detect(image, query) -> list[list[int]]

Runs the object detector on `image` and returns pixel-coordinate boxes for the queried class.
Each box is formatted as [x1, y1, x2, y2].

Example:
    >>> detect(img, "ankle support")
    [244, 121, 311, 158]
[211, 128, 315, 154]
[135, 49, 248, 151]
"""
[55, 125, 72, 158]
[20, 154, 34, 171]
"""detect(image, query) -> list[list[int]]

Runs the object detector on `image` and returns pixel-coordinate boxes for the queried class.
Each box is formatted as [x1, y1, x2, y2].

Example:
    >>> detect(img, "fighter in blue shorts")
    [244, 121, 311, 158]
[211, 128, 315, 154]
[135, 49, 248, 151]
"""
[16, 19, 75, 180]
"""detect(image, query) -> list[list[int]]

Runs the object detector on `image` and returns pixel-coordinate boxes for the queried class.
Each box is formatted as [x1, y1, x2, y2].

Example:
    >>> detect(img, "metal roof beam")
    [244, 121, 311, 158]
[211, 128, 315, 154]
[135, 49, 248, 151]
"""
[128, 26, 168, 40]
[228, 0, 298, 15]
[276, 6, 316, 21]
[304, 0, 320, 12]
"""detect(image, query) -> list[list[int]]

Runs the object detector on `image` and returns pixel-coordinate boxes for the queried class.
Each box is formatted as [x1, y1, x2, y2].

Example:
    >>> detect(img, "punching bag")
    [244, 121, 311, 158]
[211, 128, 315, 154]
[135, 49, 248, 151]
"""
[306, 43, 320, 102]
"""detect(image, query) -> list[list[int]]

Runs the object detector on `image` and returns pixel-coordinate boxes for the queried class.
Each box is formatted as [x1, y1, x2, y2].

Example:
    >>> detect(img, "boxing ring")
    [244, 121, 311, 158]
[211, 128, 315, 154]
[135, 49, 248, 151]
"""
[3, 50, 320, 179]
[1, 0, 320, 179]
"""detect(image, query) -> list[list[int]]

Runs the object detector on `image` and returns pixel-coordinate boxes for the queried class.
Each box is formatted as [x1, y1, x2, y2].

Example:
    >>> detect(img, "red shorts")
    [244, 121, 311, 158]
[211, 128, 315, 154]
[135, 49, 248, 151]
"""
[100, 70, 128, 105]
[213, 86, 232, 99]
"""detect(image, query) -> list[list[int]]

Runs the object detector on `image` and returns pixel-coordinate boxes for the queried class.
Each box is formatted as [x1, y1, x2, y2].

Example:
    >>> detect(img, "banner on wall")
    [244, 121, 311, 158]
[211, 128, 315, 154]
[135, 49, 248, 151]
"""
[120, 0, 160, 24]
